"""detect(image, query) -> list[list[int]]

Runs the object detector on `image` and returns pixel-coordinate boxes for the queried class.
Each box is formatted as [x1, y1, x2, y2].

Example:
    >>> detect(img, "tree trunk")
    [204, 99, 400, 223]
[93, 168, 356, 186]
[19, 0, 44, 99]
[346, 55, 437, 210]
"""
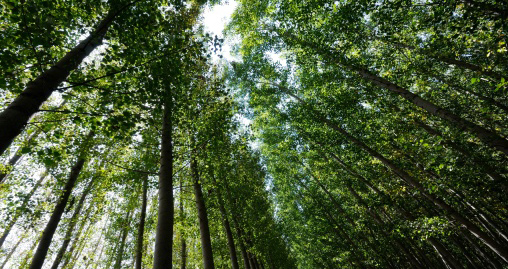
[49, 174, 96, 269]
[114, 210, 132, 269]
[180, 177, 187, 269]
[153, 96, 174, 269]
[191, 149, 215, 269]
[0, 231, 26, 269]
[210, 171, 239, 269]
[353, 68, 508, 155]
[135, 175, 148, 269]
[0, 100, 65, 183]
[415, 120, 506, 189]
[0, 171, 47, 248]
[292, 94, 508, 263]
[0, 5, 134, 155]
[60, 201, 94, 269]
[28, 156, 87, 269]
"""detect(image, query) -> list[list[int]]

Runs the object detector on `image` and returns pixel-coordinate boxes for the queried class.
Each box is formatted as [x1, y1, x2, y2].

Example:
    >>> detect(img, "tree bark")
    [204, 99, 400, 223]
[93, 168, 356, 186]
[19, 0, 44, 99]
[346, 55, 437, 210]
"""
[191, 149, 215, 269]
[291, 92, 508, 263]
[49, 174, 96, 269]
[153, 96, 174, 269]
[414, 120, 507, 189]
[135, 175, 148, 269]
[0, 171, 47, 248]
[28, 156, 87, 269]
[114, 210, 132, 269]
[0, 5, 133, 155]
[210, 171, 239, 269]
[180, 177, 187, 269]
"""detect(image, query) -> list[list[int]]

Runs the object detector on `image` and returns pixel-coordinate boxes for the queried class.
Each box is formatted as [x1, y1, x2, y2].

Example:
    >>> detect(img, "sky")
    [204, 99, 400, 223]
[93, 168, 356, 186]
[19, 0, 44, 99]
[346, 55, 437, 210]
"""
[202, 1, 239, 62]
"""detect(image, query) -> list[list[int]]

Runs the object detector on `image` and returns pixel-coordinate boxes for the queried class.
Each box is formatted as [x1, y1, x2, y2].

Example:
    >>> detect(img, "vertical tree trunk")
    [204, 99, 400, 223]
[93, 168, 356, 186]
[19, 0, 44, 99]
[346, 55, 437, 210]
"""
[60, 202, 94, 269]
[114, 210, 132, 269]
[210, 170, 239, 269]
[28, 157, 87, 269]
[135, 175, 148, 269]
[153, 97, 174, 269]
[0, 4, 133, 155]
[191, 149, 215, 269]
[49, 174, 96, 269]
[0, 171, 47, 248]
[180, 177, 187, 269]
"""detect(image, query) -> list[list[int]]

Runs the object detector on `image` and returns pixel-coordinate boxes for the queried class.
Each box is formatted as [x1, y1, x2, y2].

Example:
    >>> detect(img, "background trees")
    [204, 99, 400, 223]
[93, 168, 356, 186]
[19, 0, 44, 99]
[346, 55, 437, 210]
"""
[1, 0, 507, 268]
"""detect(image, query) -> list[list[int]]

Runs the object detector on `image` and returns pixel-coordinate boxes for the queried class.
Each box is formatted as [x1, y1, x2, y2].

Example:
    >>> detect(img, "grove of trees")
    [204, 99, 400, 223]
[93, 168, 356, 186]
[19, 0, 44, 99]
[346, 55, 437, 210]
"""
[0, 0, 507, 268]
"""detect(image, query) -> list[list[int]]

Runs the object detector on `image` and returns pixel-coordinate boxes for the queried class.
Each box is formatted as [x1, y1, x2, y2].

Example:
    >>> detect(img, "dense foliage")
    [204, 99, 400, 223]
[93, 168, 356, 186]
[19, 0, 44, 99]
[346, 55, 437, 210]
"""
[0, 0, 507, 268]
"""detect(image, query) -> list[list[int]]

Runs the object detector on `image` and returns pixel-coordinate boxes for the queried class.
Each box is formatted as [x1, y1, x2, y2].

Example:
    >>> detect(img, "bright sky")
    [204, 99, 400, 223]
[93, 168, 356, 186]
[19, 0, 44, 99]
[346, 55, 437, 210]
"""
[202, 1, 239, 62]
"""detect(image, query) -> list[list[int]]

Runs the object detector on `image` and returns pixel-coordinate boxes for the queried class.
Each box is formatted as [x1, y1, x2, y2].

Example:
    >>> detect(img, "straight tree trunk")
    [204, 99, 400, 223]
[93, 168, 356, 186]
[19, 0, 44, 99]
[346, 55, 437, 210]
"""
[0, 171, 47, 248]
[114, 210, 132, 269]
[135, 175, 148, 269]
[0, 4, 135, 155]
[153, 97, 174, 269]
[28, 156, 87, 269]
[60, 201, 94, 269]
[0, 130, 39, 183]
[180, 177, 187, 269]
[49, 174, 97, 269]
[281, 38, 508, 155]
[191, 149, 215, 269]
[415, 120, 506, 188]
[210, 171, 239, 269]
[289, 91, 508, 263]
[0, 100, 65, 183]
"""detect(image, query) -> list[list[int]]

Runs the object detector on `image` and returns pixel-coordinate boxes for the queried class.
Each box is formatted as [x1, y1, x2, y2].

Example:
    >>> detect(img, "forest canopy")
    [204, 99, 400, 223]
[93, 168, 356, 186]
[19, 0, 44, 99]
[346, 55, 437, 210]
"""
[0, 0, 507, 268]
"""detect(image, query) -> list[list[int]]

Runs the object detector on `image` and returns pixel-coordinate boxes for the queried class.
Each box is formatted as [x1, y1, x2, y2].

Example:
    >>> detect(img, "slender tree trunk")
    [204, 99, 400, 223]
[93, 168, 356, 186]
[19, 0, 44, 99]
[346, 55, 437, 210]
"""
[0, 4, 135, 155]
[28, 156, 87, 269]
[20, 232, 41, 268]
[114, 210, 132, 269]
[180, 177, 187, 269]
[60, 202, 94, 269]
[0, 231, 26, 269]
[0, 100, 65, 183]
[0, 130, 38, 183]
[428, 238, 462, 269]
[0, 171, 47, 248]
[415, 120, 507, 189]
[353, 68, 508, 155]
[191, 148, 215, 269]
[387, 40, 505, 80]
[210, 171, 239, 269]
[153, 96, 174, 269]
[49, 175, 96, 269]
[291, 93, 508, 262]
[135, 175, 148, 269]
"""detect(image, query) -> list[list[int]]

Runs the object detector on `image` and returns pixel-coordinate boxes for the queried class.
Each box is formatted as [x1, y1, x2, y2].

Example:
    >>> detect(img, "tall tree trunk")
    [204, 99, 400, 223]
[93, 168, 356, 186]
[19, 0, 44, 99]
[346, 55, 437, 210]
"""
[135, 175, 148, 269]
[0, 231, 27, 269]
[0, 130, 38, 183]
[290, 92, 508, 262]
[180, 177, 187, 269]
[414, 120, 506, 189]
[210, 171, 239, 269]
[280, 38, 508, 155]
[153, 96, 174, 269]
[114, 210, 132, 269]
[386, 40, 505, 80]
[0, 171, 47, 248]
[191, 148, 215, 269]
[60, 201, 94, 269]
[28, 153, 88, 269]
[0, 3, 136, 155]
[49, 174, 96, 269]
[0, 100, 65, 183]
